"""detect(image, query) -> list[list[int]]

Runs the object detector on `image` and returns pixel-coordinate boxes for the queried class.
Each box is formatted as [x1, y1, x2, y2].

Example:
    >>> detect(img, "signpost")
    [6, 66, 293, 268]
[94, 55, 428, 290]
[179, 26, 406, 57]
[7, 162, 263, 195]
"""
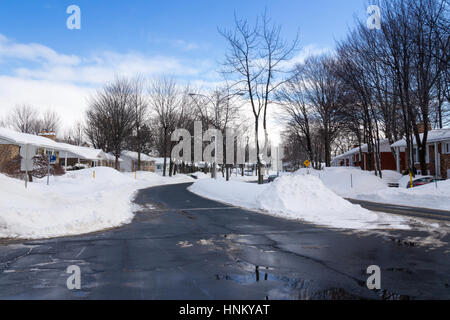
[20, 144, 36, 189]
[409, 170, 413, 189]
[47, 154, 56, 186]
[304, 160, 311, 175]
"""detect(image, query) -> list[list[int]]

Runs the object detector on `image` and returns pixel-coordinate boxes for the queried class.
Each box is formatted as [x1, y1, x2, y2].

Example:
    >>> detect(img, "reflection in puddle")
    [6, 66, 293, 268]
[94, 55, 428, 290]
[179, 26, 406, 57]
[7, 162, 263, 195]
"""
[216, 265, 274, 284]
[216, 264, 411, 300]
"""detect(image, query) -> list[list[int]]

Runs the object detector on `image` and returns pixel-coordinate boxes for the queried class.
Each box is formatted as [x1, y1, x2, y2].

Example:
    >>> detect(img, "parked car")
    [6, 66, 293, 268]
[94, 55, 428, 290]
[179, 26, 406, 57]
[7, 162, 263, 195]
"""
[388, 182, 399, 188]
[268, 175, 278, 183]
[244, 170, 253, 176]
[406, 176, 434, 188]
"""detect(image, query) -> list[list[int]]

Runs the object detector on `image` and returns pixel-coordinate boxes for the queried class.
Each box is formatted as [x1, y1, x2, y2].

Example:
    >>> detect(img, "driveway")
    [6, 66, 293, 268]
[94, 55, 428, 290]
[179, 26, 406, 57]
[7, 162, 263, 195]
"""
[0, 183, 449, 299]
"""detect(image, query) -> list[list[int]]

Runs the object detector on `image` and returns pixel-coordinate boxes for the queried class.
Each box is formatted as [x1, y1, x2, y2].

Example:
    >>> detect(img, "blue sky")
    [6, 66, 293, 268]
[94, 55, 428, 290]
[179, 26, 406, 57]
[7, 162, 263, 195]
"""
[0, 0, 369, 128]
[0, 0, 367, 56]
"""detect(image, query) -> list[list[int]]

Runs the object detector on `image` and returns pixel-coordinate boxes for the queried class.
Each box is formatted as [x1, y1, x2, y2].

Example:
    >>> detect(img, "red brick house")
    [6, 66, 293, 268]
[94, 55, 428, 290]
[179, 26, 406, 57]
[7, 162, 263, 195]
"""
[391, 128, 450, 179]
[331, 139, 407, 172]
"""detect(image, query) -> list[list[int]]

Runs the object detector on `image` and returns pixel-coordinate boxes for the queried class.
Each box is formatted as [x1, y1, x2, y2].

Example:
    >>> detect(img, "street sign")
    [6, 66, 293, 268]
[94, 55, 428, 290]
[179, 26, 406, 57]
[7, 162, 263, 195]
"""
[50, 155, 57, 164]
[20, 144, 36, 172]
[304, 160, 311, 168]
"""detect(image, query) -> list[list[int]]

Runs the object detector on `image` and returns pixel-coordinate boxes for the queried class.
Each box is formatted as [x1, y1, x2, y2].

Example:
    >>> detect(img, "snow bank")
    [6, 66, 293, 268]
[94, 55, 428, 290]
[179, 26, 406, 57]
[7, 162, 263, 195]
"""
[295, 167, 450, 211]
[381, 170, 403, 184]
[295, 167, 387, 197]
[358, 179, 450, 210]
[188, 174, 409, 230]
[191, 172, 211, 180]
[0, 168, 193, 239]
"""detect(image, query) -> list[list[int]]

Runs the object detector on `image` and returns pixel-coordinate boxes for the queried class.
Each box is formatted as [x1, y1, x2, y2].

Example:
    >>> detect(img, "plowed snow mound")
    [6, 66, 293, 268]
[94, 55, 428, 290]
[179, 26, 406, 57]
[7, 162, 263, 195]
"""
[189, 174, 409, 230]
[295, 167, 387, 196]
[0, 167, 194, 239]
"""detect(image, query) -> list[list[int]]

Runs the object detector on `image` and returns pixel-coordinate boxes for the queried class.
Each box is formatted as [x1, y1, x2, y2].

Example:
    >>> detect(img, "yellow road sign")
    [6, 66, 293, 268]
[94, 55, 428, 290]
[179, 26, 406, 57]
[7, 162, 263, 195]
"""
[304, 160, 311, 168]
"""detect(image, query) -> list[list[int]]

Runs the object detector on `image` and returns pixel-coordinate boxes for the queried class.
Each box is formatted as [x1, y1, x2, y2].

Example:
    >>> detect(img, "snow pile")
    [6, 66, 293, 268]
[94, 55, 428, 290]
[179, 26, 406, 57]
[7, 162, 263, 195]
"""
[189, 174, 409, 230]
[127, 171, 194, 185]
[0, 168, 194, 239]
[295, 167, 387, 197]
[191, 172, 211, 180]
[295, 167, 450, 211]
[359, 179, 450, 210]
[381, 170, 403, 184]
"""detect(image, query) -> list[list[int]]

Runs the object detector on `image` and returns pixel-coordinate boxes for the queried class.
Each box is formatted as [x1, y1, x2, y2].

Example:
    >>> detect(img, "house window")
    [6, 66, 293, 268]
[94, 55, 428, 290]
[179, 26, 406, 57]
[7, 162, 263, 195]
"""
[443, 141, 450, 155]
[413, 146, 429, 164]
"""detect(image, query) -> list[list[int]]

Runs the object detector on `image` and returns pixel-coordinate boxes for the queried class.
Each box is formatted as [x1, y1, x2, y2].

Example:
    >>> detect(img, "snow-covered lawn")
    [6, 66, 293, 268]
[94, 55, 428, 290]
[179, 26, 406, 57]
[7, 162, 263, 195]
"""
[188, 174, 411, 230]
[191, 171, 260, 182]
[0, 168, 193, 240]
[298, 167, 450, 211]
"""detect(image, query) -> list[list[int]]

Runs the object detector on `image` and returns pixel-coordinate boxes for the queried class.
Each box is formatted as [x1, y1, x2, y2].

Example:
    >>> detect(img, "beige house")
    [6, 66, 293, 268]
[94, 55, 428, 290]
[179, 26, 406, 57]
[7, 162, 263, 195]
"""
[120, 151, 155, 172]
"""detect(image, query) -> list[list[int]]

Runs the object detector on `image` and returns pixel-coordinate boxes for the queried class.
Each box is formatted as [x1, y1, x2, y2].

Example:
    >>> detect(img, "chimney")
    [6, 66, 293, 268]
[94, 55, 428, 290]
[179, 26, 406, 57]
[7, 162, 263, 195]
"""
[418, 123, 432, 134]
[38, 130, 56, 141]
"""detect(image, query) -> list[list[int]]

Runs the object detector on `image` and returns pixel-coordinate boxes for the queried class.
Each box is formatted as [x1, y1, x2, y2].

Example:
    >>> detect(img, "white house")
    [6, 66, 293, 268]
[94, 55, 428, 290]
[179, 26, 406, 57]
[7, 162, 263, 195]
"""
[154, 157, 170, 173]
[120, 151, 155, 172]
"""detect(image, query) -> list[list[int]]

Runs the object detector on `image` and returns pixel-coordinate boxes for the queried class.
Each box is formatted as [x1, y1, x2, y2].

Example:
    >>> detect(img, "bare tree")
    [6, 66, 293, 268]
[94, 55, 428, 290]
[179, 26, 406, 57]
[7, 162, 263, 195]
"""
[64, 121, 85, 146]
[220, 12, 299, 184]
[372, 0, 450, 174]
[276, 67, 318, 167]
[189, 86, 244, 180]
[129, 76, 149, 170]
[41, 110, 61, 132]
[0, 116, 7, 128]
[300, 55, 347, 167]
[148, 76, 182, 177]
[8, 104, 39, 134]
[85, 77, 135, 169]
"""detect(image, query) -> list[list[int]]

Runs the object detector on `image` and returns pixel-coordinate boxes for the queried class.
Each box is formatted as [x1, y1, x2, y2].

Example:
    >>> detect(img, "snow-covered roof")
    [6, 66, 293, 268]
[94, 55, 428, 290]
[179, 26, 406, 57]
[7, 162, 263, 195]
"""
[391, 128, 450, 148]
[332, 139, 393, 161]
[58, 143, 107, 161]
[121, 150, 154, 162]
[0, 127, 63, 150]
[154, 157, 168, 164]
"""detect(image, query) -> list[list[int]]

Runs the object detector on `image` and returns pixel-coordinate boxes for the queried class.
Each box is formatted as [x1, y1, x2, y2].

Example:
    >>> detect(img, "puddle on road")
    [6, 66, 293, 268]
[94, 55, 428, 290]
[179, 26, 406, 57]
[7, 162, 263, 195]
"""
[216, 263, 412, 300]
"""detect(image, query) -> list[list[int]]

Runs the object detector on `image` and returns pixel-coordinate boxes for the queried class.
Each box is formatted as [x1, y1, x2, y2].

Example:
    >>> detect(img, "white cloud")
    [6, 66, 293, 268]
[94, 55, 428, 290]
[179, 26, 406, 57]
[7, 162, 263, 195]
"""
[14, 52, 205, 85]
[0, 34, 80, 66]
[280, 44, 332, 70]
[0, 76, 93, 129]
[172, 39, 201, 51]
[148, 36, 204, 52]
[0, 33, 324, 142]
[0, 34, 222, 130]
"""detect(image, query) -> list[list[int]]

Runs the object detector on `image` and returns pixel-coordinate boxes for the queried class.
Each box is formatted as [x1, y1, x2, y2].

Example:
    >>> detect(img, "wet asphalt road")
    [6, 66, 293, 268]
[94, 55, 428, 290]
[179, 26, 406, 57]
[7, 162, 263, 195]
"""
[347, 199, 450, 222]
[0, 183, 449, 300]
